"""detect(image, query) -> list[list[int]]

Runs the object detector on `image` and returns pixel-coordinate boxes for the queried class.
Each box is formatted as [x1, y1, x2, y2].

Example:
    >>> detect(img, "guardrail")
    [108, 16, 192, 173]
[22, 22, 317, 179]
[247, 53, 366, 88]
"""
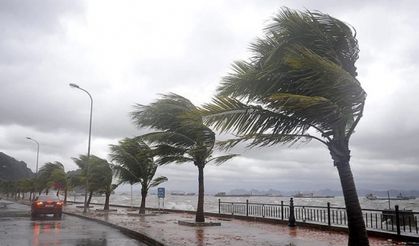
[218, 198, 419, 239]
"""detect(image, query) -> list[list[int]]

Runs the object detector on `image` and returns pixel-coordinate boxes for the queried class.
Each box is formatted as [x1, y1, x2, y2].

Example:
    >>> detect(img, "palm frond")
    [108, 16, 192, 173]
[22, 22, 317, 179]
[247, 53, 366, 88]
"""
[148, 176, 168, 188]
[208, 154, 239, 166]
[131, 93, 199, 132]
[152, 144, 187, 157]
[109, 137, 159, 187]
[141, 131, 196, 148]
[201, 96, 311, 136]
[156, 155, 195, 165]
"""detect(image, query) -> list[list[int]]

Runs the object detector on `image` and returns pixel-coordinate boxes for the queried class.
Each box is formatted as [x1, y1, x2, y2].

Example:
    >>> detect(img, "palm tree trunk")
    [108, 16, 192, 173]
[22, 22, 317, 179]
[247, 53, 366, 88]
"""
[104, 192, 110, 210]
[139, 187, 147, 214]
[64, 188, 68, 205]
[87, 191, 93, 206]
[196, 165, 205, 222]
[329, 139, 369, 246]
[328, 139, 369, 246]
[336, 160, 369, 246]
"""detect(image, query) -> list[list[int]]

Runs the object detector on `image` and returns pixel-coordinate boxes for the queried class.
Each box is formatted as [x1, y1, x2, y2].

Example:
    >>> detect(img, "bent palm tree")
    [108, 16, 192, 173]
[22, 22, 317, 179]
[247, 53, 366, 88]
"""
[110, 137, 168, 214]
[37, 162, 66, 196]
[131, 94, 238, 222]
[201, 8, 367, 245]
[72, 155, 113, 208]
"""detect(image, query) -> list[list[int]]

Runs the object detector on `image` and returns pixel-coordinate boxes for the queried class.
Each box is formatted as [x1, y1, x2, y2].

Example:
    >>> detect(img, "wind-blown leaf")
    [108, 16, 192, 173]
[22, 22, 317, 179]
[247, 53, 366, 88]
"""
[208, 154, 240, 166]
[149, 176, 168, 188]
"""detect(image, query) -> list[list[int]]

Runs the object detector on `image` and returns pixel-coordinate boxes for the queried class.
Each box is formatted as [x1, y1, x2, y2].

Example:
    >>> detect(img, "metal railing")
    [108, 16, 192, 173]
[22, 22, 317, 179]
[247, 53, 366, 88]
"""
[218, 199, 419, 238]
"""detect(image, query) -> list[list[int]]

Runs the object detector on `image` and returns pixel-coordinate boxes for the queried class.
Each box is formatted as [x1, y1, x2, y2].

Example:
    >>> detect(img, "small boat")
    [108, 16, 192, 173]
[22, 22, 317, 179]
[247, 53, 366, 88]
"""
[170, 192, 196, 196]
[366, 193, 415, 200]
[214, 192, 250, 197]
[366, 193, 377, 200]
[293, 192, 334, 198]
[396, 193, 416, 200]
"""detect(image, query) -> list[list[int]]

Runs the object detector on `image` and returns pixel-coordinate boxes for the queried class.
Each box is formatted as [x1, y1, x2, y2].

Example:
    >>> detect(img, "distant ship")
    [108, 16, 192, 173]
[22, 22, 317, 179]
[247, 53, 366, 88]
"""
[366, 193, 415, 200]
[170, 192, 196, 196]
[214, 192, 250, 197]
[366, 193, 378, 200]
[293, 192, 334, 198]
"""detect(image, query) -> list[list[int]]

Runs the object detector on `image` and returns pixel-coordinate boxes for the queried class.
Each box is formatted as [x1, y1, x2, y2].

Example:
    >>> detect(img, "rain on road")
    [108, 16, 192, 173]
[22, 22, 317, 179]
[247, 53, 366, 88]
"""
[0, 202, 146, 246]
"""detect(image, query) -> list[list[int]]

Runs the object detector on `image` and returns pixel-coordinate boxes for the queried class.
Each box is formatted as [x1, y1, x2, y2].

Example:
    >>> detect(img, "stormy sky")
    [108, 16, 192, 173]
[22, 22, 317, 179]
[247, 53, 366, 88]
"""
[1, 0, 418, 193]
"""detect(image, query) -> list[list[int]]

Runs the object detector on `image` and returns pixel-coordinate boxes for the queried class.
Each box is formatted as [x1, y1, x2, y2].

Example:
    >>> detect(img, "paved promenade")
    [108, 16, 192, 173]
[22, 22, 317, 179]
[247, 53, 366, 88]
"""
[64, 203, 402, 246]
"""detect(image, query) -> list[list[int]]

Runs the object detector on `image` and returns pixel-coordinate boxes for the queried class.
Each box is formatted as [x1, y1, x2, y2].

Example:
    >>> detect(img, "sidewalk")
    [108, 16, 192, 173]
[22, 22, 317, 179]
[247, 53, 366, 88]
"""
[64, 204, 401, 246]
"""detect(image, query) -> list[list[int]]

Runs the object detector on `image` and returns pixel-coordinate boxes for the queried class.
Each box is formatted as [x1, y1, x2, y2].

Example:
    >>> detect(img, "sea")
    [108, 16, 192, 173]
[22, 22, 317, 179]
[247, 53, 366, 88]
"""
[69, 193, 419, 212]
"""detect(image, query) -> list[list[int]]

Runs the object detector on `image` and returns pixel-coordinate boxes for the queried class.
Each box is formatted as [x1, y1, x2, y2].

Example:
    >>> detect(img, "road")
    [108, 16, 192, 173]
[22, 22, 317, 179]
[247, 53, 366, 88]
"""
[0, 201, 147, 246]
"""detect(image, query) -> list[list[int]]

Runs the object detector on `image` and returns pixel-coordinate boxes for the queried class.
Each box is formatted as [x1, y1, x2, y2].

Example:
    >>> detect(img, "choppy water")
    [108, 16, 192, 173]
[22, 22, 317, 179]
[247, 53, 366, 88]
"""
[70, 193, 419, 213]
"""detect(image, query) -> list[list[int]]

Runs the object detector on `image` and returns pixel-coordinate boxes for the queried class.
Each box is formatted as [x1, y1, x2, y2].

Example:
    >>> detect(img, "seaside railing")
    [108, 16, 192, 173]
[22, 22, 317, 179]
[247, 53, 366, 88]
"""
[218, 199, 419, 238]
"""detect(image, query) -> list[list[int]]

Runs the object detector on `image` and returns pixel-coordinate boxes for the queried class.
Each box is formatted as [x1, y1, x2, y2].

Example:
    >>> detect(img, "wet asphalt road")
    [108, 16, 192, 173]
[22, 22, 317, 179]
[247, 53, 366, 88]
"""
[0, 202, 147, 246]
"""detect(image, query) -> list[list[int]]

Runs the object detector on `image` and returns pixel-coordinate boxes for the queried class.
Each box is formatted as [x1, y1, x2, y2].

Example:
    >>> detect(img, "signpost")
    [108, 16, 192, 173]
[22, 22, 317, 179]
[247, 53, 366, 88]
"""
[157, 187, 165, 210]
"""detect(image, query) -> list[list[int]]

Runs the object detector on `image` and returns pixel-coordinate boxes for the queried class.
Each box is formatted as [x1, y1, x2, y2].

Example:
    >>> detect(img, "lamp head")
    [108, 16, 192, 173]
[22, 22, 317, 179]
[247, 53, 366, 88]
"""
[69, 83, 80, 88]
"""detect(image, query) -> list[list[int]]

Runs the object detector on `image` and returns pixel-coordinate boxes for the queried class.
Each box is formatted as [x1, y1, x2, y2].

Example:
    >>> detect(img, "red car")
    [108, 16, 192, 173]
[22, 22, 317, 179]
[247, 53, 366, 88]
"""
[31, 195, 63, 219]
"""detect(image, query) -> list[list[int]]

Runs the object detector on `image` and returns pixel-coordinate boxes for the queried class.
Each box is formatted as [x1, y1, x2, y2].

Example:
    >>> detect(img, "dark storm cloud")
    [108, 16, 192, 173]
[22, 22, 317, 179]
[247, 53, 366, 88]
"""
[0, 0, 84, 65]
[0, 0, 86, 130]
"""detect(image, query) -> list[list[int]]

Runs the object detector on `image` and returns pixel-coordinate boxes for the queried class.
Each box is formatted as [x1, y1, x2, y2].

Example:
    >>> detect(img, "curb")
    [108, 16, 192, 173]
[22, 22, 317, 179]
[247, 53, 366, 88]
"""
[64, 211, 165, 246]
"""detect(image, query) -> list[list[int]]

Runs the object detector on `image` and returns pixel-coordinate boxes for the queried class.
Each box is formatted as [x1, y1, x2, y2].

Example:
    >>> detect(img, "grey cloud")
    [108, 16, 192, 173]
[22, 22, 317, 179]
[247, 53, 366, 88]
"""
[0, 0, 83, 34]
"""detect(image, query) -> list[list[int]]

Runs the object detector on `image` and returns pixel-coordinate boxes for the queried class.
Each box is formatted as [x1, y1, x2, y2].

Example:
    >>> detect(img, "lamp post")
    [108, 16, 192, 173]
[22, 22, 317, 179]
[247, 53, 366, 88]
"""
[26, 137, 40, 175]
[26, 137, 39, 200]
[69, 83, 93, 213]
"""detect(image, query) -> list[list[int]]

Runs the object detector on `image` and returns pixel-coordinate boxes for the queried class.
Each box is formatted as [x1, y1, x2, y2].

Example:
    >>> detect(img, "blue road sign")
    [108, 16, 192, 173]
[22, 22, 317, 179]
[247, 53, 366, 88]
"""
[157, 187, 165, 198]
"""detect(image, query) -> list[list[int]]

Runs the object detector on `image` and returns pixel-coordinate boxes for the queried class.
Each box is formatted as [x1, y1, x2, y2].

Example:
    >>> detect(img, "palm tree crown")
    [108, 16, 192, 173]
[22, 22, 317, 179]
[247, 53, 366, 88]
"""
[132, 93, 236, 167]
[204, 8, 365, 151]
[110, 137, 167, 214]
[131, 93, 237, 222]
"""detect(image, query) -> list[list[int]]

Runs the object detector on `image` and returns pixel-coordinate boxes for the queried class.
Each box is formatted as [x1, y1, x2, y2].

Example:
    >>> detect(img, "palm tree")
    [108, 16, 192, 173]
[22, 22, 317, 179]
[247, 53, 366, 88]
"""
[110, 137, 168, 214]
[131, 94, 238, 222]
[1, 180, 16, 198]
[201, 8, 367, 245]
[37, 162, 67, 196]
[17, 178, 33, 200]
[72, 155, 113, 208]
[66, 169, 83, 204]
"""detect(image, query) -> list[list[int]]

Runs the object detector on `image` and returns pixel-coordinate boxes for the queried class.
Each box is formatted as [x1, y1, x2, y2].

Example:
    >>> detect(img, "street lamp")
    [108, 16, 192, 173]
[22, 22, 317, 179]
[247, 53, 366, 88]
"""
[26, 137, 39, 201]
[69, 83, 93, 213]
[26, 137, 40, 175]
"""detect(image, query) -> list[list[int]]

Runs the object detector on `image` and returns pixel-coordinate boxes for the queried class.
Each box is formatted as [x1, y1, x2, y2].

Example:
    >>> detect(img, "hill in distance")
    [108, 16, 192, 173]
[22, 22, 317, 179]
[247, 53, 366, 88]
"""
[0, 152, 34, 181]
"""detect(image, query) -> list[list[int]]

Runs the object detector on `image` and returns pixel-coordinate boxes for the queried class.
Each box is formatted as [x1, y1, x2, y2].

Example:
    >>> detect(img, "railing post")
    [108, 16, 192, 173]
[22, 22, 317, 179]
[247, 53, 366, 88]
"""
[218, 199, 221, 214]
[327, 202, 331, 227]
[288, 198, 296, 227]
[231, 202, 234, 215]
[246, 199, 249, 217]
[281, 201, 284, 221]
[262, 204, 265, 218]
[395, 205, 401, 236]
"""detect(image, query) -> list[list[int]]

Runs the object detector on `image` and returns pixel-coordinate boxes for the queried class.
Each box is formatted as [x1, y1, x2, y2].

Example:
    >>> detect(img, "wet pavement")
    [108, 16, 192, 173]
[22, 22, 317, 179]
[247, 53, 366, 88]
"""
[0, 200, 146, 246]
[64, 204, 406, 246]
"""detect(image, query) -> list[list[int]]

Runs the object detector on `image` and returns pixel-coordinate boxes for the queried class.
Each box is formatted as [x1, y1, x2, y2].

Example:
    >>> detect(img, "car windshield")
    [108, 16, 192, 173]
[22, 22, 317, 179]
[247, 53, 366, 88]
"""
[35, 195, 60, 201]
